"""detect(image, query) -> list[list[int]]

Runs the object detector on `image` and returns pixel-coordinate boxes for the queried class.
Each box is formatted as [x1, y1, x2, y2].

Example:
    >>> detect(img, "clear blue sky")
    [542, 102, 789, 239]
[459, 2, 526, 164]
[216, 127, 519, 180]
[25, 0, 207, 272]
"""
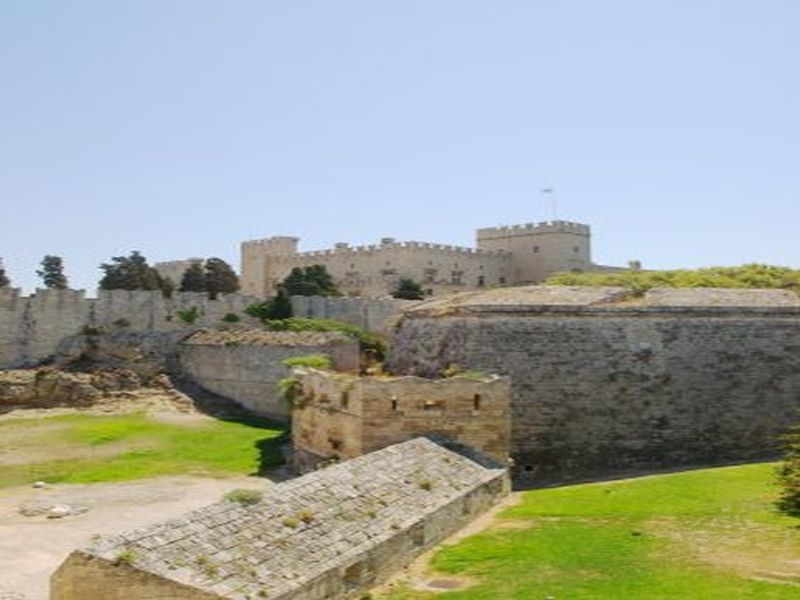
[1, 1, 798, 293]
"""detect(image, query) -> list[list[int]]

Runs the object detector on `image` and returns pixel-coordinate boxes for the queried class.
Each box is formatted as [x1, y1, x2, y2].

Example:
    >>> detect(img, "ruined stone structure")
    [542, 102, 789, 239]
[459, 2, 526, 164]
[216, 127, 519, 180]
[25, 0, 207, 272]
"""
[291, 368, 511, 471]
[388, 286, 800, 483]
[180, 330, 360, 419]
[241, 220, 627, 298]
[52, 438, 509, 600]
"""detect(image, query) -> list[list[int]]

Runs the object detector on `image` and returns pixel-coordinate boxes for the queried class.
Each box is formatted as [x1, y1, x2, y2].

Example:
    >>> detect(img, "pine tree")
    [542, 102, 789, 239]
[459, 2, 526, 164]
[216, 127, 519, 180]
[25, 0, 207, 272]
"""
[205, 258, 239, 299]
[281, 265, 340, 297]
[0, 265, 9, 288]
[392, 278, 425, 300]
[36, 255, 69, 289]
[99, 251, 163, 291]
[179, 262, 207, 293]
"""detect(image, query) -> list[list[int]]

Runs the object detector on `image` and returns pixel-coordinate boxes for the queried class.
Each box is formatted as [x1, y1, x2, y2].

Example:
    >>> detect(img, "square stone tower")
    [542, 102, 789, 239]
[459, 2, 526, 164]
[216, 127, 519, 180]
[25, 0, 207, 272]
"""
[240, 236, 299, 297]
[475, 221, 592, 284]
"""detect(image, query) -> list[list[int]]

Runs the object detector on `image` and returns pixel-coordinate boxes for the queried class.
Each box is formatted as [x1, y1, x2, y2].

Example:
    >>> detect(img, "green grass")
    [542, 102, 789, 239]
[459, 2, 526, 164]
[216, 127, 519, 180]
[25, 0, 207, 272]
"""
[381, 463, 800, 600]
[0, 412, 285, 487]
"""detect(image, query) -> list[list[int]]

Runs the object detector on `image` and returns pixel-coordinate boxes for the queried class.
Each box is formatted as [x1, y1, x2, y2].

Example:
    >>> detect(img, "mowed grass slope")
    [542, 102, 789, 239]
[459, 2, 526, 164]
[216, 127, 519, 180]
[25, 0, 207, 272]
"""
[383, 463, 800, 600]
[0, 412, 285, 488]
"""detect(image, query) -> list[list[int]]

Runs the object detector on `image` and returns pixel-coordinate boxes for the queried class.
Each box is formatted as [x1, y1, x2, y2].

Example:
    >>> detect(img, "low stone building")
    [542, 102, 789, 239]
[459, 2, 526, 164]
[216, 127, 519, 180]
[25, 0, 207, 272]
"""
[388, 286, 800, 483]
[291, 368, 512, 471]
[179, 330, 360, 420]
[52, 437, 509, 600]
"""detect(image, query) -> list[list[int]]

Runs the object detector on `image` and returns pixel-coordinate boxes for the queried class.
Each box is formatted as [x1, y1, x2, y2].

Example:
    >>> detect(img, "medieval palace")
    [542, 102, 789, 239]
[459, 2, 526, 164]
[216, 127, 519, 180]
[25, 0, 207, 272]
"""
[240, 220, 627, 298]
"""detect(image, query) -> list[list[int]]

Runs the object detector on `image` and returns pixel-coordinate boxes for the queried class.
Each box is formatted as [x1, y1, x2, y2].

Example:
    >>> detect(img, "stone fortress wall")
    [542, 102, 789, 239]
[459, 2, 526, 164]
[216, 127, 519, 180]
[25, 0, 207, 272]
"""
[388, 286, 800, 484]
[0, 288, 261, 369]
[0, 289, 408, 370]
[241, 220, 628, 299]
[180, 330, 360, 420]
[291, 368, 512, 471]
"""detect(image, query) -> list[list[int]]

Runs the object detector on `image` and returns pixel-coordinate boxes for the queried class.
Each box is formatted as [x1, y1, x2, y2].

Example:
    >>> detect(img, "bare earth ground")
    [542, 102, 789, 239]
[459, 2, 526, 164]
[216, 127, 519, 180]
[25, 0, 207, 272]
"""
[0, 474, 274, 600]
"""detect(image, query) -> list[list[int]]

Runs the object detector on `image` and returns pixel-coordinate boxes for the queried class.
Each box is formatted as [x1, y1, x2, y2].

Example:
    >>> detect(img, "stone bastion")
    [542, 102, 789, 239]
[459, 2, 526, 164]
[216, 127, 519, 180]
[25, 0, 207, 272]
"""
[387, 285, 800, 484]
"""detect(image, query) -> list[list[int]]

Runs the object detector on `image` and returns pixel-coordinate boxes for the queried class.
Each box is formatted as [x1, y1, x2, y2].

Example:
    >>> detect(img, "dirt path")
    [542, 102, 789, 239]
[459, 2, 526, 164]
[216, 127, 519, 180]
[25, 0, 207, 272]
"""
[0, 474, 275, 600]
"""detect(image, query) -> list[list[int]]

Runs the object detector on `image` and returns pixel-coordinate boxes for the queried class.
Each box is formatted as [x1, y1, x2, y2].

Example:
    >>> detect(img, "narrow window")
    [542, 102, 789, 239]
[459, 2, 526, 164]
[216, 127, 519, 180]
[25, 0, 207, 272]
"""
[573, 245, 579, 253]
[473, 393, 482, 410]
[499, 277, 506, 285]
[477, 276, 485, 287]
[391, 399, 398, 411]
[533, 246, 540, 253]
[341, 391, 349, 408]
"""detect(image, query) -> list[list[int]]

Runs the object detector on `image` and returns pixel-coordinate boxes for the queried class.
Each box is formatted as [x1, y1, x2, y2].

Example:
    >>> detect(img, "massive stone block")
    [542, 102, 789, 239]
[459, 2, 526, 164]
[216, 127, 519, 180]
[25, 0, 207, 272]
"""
[388, 286, 800, 483]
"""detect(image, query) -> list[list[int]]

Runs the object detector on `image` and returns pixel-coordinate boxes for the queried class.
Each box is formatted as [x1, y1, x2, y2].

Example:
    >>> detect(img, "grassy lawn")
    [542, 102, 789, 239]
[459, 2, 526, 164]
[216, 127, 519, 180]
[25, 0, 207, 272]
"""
[382, 463, 800, 599]
[0, 412, 285, 488]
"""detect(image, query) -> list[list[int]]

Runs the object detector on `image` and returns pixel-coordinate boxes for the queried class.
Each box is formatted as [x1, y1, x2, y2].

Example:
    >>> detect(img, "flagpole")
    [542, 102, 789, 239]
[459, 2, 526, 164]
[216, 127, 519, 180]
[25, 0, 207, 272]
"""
[541, 188, 558, 220]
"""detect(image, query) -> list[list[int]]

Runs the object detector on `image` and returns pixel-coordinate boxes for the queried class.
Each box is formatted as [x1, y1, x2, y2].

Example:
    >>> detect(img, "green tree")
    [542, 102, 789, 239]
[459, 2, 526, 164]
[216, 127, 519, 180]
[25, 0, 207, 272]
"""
[392, 278, 425, 300]
[281, 265, 340, 297]
[99, 251, 171, 295]
[0, 263, 9, 288]
[36, 255, 69, 289]
[246, 288, 293, 321]
[179, 262, 207, 293]
[777, 427, 800, 516]
[204, 258, 239, 299]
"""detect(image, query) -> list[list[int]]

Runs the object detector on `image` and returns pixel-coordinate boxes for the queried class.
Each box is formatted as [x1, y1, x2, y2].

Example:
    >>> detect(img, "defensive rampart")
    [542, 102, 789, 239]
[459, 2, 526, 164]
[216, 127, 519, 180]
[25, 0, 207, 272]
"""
[0, 289, 403, 369]
[388, 286, 800, 484]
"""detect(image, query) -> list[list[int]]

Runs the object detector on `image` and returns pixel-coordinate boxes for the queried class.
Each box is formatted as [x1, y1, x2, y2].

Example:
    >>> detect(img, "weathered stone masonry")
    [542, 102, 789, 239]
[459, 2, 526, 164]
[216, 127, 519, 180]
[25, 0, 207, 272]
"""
[388, 286, 800, 483]
[180, 330, 360, 419]
[52, 438, 509, 600]
[291, 368, 511, 471]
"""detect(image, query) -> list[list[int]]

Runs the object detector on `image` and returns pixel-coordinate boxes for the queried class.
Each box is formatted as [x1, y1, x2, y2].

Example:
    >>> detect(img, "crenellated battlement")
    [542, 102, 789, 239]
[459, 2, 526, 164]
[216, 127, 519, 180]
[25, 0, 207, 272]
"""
[477, 220, 590, 238]
[287, 240, 511, 259]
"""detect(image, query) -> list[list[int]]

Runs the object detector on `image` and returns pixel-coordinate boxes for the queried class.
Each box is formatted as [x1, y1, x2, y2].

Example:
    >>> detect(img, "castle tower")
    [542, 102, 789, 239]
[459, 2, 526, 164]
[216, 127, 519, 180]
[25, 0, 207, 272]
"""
[475, 221, 592, 284]
[240, 236, 299, 297]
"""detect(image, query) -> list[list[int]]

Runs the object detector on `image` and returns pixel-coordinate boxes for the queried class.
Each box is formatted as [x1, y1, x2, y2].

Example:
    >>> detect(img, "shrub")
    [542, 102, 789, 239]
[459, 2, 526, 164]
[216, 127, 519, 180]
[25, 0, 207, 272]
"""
[297, 510, 315, 524]
[82, 325, 104, 336]
[282, 516, 300, 528]
[114, 548, 136, 565]
[281, 354, 333, 370]
[418, 480, 433, 491]
[177, 306, 200, 324]
[776, 427, 800, 516]
[246, 288, 293, 321]
[545, 263, 800, 293]
[278, 377, 302, 405]
[223, 488, 263, 505]
[222, 312, 241, 323]
[392, 278, 425, 300]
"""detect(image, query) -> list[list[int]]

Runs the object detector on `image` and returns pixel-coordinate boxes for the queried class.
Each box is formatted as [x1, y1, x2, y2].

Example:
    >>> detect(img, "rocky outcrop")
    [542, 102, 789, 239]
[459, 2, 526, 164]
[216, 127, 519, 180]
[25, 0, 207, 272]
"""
[0, 368, 190, 412]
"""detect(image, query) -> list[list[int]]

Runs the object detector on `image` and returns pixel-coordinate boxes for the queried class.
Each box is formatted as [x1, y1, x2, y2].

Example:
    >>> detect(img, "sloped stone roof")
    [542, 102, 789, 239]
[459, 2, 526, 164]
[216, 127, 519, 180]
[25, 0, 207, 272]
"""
[403, 286, 800, 316]
[81, 438, 505, 599]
